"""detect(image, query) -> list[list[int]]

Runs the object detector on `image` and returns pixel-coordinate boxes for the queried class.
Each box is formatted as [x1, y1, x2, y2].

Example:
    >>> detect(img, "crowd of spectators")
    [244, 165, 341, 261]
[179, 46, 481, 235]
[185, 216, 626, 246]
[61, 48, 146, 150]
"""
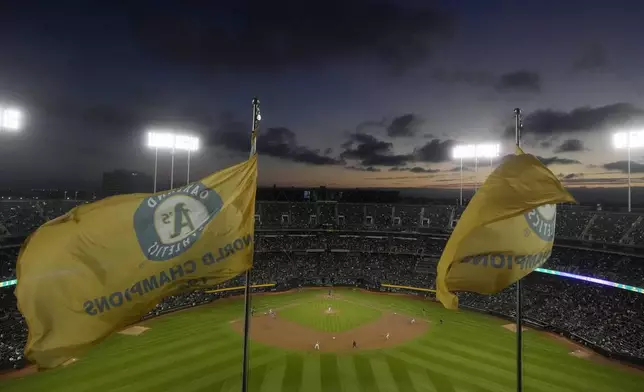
[4, 199, 644, 245]
[2, 201, 644, 371]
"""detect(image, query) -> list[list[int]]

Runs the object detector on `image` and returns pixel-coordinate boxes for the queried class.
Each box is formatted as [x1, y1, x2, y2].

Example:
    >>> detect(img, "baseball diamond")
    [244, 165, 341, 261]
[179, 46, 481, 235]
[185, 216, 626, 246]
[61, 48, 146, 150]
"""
[2, 288, 643, 392]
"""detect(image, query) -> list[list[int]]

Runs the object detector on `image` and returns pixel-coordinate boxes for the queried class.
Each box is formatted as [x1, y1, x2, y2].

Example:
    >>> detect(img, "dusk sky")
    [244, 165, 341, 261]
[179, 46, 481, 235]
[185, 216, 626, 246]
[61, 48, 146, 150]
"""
[2, 1, 644, 193]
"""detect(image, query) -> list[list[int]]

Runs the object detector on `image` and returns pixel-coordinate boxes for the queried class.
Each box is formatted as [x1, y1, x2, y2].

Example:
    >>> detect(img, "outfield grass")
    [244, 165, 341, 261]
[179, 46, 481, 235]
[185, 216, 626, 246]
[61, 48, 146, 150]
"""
[2, 289, 643, 392]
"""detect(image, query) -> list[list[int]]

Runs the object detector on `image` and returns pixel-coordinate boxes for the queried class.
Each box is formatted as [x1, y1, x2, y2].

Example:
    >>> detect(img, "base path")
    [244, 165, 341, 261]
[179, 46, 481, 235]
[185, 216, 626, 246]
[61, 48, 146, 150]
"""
[231, 312, 428, 352]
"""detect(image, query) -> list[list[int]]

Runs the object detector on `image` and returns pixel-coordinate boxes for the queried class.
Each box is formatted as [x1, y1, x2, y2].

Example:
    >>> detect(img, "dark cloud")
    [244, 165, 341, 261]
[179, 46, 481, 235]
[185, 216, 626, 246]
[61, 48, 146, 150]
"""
[390, 166, 439, 173]
[431, 69, 495, 86]
[216, 125, 342, 165]
[540, 140, 553, 149]
[573, 43, 609, 72]
[433, 69, 541, 94]
[559, 173, 582, 180]
[423, 133, 436, 139]
[129, 1, 453, 74]
[554, 139, 587, 153]
[355, 118, 387, 134]
[603, 161, 644, 173]
[495, 70, 541, 93]
[413, 139, 456, 163]
[345, 166, 381, 172]
[505, 103, 644, 138]
[387, 114, 422, 138]
[537, 156, 581, 166]
[340, 132, 411, 166]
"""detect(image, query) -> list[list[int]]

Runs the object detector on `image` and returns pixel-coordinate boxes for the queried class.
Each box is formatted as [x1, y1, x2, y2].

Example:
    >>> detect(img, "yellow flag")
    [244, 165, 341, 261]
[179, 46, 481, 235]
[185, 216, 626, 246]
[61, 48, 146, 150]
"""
[436, 150, 576, 309]
[16, 155, 258, 368]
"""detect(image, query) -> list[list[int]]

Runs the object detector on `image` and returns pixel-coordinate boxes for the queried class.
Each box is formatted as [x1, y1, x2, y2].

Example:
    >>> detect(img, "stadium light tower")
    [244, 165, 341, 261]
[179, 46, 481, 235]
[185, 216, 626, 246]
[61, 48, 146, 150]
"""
[452, 143, 500, 206]
[613, 130, 644, 212]
[146, 130, 200, 192]
[0, 106, 24, 132]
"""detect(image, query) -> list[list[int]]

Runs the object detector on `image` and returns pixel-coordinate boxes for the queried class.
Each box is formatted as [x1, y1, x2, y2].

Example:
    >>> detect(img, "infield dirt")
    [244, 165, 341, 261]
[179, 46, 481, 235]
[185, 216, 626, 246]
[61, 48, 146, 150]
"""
[231, 312, 428, 352]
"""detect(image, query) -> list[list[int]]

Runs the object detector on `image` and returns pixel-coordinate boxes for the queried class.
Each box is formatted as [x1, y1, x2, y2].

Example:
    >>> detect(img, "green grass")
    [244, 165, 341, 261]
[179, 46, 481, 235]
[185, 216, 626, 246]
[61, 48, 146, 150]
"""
[2, 288, 643, 392]
[279, 296, 381, 332]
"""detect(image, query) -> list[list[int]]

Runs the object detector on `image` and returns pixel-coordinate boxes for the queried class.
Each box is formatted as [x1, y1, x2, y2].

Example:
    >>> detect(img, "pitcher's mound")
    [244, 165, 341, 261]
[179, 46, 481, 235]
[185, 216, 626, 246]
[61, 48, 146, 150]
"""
[118, 326, 150, 336]
[502, 324, 528, 332]
[324, 308, 338, 315]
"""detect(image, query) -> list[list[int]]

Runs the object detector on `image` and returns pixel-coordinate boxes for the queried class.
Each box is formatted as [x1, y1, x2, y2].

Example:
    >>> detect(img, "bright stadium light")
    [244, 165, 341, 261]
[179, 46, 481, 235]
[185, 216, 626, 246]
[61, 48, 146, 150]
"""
[612, 130, 644, 212]
[452, 143, 501, 205]
[146, 130, 200, 191]
[0, 106, 24, 131]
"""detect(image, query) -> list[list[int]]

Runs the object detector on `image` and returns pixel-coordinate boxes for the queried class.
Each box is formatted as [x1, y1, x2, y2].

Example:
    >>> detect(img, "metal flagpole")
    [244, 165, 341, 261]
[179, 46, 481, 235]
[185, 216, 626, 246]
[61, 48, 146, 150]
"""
[474, 156, 478, 191]
[241, 97, 260, 392]
[153, 147, 158, 193]
[170, 144, 175, 189]
[514, 107, 524, 392]
[459, 158, 463, 206]
[628, 133, 632, 212]
[187, 149, 191, 185]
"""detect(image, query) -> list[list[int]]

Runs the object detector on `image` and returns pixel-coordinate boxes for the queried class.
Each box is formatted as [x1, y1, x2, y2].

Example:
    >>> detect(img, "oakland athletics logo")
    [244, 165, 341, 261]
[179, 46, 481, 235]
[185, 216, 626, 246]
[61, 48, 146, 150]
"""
[524, 204, 556, 242]
[134, 183, 223, 261]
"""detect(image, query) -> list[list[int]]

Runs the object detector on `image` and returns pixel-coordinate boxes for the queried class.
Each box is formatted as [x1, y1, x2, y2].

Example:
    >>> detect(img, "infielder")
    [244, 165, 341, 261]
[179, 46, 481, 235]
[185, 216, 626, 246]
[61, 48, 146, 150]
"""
[411, 318, 416, 324]
[314, 341, 320, 350]
[385, 332, 390, 340]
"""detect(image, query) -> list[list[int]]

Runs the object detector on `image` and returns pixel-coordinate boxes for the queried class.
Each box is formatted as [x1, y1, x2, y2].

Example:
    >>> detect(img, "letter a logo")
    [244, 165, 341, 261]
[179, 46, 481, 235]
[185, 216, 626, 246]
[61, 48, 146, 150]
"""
[171, 202, 195, 238]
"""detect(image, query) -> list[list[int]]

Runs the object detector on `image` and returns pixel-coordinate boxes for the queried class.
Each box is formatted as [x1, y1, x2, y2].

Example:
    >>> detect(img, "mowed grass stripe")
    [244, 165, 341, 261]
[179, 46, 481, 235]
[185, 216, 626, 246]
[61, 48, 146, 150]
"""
[422, 331, 642, 389]
[389, 348, 513, 392]
[402, 344, 579, 392]
[336, 355, 363, 392]
[301, 353, 322, 392]
[281, 354, 304, 392]
[418, 337, 629, 391]
[166, 350, 284, 392]
[248, 363, 268, 392]
[353, 354, 380, 392]
[0, 329, 242, 392]
[259, 356, 286, 392]
[110, 347, 277, 392]
[320, 354, 342, 392]
[370, 355, 401, 392]
[385, 355, 418, 392]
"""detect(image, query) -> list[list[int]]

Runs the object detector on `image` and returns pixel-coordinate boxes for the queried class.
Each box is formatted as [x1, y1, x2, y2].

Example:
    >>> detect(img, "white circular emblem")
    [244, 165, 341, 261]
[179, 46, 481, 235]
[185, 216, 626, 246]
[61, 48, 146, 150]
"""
[524, 204, 556, 241]
[134, 183, 223, 262]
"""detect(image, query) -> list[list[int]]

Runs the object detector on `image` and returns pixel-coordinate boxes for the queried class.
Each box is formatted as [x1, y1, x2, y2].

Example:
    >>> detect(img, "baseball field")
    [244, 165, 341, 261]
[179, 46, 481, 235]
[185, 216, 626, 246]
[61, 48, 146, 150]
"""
[1, 288, 643, 392]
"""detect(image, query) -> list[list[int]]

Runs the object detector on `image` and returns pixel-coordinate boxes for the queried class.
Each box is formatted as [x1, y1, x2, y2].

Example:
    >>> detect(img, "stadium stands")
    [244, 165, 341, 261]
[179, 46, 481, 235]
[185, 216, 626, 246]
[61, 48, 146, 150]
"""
[2, 200, 644, 370]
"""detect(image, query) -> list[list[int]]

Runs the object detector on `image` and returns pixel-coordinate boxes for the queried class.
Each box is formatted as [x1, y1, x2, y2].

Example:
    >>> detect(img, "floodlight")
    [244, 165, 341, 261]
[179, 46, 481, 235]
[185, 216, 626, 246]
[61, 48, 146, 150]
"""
[175, 135, 199, 152]
[147, 131, 175, 149]
[452, 144, 476, 159]
[612, 130, 644, 212]
[613, 131, 644, 149]
[0, 106, 23, 131]
[476, 143, 501, 158]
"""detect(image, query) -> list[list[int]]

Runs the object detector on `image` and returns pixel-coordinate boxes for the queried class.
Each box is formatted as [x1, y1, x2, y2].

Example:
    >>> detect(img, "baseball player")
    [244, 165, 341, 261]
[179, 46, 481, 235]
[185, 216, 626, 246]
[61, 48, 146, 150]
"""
[328, 306, 332, 313]
[352, 340, 357, 348]
[314, 341, 320, 350]
[411, 318, 416, 324]
[385, 332, 390, 340]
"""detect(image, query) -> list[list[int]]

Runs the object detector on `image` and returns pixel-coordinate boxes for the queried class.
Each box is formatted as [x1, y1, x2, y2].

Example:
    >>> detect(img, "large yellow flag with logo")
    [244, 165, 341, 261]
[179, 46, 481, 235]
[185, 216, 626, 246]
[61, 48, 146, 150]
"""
[436, 149, 576, 309]
[16, 154, 257, 368]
